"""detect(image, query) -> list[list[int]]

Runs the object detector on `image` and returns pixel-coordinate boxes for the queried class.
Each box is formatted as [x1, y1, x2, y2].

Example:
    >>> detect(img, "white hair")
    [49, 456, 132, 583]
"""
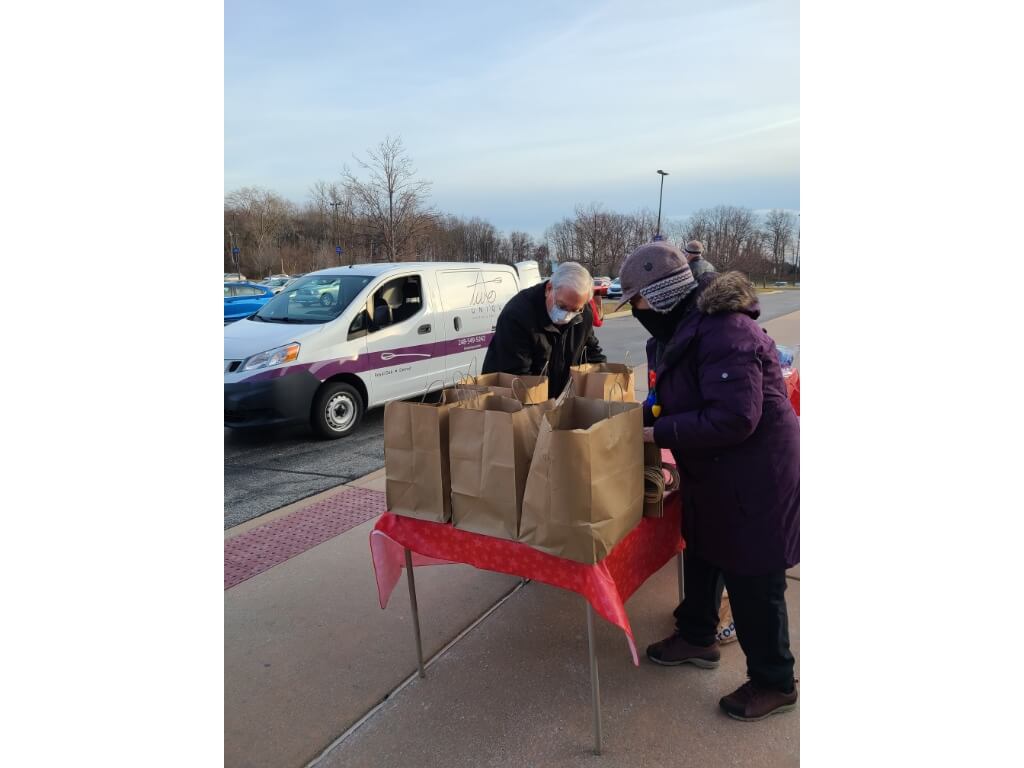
[550, 261, 593, 300]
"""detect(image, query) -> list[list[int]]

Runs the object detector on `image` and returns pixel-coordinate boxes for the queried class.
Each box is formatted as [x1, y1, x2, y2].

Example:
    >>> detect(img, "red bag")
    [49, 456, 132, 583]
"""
[785, 370, 800, 416]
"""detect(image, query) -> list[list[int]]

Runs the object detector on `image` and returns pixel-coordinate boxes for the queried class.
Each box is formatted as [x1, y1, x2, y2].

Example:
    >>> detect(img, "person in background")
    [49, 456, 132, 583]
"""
[683, 239, 715, 278]
[616, 241, 800, 722]
[482, 261, 606, 397]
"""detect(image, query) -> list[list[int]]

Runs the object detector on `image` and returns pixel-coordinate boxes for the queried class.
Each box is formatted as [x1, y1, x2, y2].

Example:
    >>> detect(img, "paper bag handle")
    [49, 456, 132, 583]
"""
[421, 379, 445, 402]
[554, 374, 576, 407]
[511, 377, 535, 405]
[608, 381, 625, 410]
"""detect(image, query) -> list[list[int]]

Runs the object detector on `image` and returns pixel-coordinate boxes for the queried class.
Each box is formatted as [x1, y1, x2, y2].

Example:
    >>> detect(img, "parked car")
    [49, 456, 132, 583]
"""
[224, 282, 275, 323]
[293, 276, 343, 306]
[260, 277, 291, 294]
[772, 281, 789, 287]
[224, 273, 247, 282]
[593, 276, 611, 296]
[225, 262, 527, 439]
[607, 278, 622, 299]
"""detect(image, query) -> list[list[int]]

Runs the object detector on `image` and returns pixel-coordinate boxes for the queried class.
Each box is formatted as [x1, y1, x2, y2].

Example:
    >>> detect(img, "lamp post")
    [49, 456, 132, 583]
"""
[329, 200, 343, 269]
[655, 170, 669, 240]
[228, 229, 239, 274]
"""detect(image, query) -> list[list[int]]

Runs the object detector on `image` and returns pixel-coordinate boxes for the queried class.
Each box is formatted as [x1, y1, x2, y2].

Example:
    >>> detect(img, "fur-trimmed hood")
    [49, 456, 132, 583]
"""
[697, 271, 761, 319]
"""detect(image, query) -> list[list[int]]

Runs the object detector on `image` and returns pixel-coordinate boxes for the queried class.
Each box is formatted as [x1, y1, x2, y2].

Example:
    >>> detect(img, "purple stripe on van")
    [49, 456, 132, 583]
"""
[244, 332, 495, 383]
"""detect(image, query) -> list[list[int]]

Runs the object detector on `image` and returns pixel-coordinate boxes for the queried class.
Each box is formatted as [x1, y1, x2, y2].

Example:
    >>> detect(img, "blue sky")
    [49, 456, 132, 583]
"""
[225, 0, 799, 238]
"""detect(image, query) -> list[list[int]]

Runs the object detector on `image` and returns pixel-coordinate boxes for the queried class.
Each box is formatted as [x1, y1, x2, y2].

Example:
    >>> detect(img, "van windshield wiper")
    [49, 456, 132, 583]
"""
[259, 316, 318, 324]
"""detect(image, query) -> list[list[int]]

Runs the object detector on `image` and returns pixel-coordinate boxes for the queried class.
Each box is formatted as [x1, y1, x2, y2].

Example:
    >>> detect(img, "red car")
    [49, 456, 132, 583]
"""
[592, 276, 611, 296]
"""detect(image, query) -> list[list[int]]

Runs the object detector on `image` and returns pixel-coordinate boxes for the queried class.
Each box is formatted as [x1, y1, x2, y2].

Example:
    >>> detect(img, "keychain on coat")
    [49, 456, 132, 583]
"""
[645, 369, 662, 417]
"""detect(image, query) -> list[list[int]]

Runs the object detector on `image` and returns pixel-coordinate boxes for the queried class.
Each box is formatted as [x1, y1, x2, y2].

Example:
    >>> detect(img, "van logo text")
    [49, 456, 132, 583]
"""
[469, 273, 502, 305]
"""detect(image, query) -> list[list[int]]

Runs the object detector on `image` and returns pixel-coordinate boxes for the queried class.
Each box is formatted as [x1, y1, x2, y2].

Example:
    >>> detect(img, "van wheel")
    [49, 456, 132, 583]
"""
[311, 382, 363, 439]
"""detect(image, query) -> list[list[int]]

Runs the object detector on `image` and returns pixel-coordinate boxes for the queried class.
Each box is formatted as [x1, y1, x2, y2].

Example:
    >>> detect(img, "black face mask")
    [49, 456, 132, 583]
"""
[632, 307, 680, 343]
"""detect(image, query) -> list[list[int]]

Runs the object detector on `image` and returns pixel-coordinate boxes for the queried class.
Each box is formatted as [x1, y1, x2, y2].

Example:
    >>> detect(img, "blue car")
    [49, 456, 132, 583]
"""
[225, 282, 275, 324]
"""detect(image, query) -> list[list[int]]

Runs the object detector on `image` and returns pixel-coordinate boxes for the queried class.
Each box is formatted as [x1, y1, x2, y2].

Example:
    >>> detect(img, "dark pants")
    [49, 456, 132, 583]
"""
[674, 551, 795, 693]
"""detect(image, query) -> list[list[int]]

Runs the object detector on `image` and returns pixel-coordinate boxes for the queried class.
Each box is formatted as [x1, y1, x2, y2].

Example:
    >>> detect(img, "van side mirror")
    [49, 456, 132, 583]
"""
[348, 309, 370, 340]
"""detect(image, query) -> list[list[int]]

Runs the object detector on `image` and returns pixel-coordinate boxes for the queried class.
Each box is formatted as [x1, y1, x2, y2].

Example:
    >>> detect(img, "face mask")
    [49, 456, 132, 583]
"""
[632, 307, 679, 343]
[548, 306, 579, 326]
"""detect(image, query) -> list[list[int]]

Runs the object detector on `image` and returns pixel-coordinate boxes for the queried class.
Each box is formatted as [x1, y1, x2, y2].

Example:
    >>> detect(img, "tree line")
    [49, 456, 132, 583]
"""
[225, 136, 799, 284]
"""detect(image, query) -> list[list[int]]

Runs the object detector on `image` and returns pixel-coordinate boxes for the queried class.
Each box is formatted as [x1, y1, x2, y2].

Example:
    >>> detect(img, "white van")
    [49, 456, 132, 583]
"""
[225, 262, 528, 438]
[513, 260, 542, 289]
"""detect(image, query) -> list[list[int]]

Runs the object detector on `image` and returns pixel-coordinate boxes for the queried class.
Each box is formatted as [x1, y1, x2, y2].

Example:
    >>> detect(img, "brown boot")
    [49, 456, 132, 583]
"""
[646, 633, 721, 668]
[719, 680, 798, 721]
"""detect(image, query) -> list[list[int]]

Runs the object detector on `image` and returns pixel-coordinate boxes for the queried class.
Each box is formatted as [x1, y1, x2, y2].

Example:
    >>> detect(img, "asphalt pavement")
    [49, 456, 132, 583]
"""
[224, 290, 800, 529]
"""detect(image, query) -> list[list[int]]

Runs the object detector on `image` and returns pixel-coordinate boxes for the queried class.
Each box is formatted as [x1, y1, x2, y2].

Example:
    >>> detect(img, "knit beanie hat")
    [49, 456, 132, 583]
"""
[616, 242, 697, 313]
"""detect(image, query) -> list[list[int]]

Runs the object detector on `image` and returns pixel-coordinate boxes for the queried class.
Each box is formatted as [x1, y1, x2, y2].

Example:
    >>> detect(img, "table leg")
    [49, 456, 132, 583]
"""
[404, 548, 425, 679]
[586, 601, 602, 755]
[677, 551, 685, 604]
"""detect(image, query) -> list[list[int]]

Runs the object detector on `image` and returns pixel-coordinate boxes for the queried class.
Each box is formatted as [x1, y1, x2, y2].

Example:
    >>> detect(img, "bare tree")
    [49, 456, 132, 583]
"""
[532, 243, 553, 275]
[342, 136, 433, 262]
[508, 231, 535, 263]
[794, 222, 800, 272]
[764, 209, 796, 279]
[684, 205, 761, 274]
[224, 187, 294, 277]
[545, 218, 578, 264]
[223, 178, 795, 284]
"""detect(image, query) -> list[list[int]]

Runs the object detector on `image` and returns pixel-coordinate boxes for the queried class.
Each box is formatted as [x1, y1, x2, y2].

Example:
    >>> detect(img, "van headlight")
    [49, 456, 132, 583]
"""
[242, 343, 301, 372]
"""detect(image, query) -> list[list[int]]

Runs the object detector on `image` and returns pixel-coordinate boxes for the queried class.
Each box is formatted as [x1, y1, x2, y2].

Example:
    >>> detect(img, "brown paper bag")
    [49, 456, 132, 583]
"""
[520, 396, 644, 563]
[643, 443, 665, 518]
[384, 388, 487, 523]
[449, 395, 555, 539]
[569, 363, 636, 401]
[460, 372, 548, 403]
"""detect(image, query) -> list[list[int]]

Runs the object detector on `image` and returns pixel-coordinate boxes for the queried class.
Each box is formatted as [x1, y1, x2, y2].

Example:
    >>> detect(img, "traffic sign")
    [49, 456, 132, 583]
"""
[336, 246, 343, 255]
[232, 247, 240, 255]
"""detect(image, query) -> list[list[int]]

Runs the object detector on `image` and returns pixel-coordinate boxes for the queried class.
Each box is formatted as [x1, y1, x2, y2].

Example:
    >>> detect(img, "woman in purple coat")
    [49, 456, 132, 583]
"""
[616, 241, 800, 721]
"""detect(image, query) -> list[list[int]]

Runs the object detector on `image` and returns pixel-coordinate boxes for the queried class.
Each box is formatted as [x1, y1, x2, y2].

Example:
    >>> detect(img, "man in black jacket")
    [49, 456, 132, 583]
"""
[482, 261, 606, 397]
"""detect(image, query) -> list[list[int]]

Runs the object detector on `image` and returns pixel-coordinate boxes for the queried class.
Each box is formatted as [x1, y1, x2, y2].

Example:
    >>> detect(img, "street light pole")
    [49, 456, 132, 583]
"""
[329, 200, 343, 269]
[655, 170, 669, 240]
[228, 229, 238, 274]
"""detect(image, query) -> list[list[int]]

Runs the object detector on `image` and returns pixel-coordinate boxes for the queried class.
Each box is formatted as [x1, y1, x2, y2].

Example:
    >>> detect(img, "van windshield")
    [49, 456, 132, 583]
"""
[252, 274, 373, 324]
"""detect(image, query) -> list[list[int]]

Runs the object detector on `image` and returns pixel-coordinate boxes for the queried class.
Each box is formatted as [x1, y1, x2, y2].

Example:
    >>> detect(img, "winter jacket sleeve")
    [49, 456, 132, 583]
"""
[481, 311, 536, 376]
[652, 334, 764, 453]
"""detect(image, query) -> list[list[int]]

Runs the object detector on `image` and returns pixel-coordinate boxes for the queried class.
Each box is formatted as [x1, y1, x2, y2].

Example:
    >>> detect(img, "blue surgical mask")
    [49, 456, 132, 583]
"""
[548, 306, 579, 326]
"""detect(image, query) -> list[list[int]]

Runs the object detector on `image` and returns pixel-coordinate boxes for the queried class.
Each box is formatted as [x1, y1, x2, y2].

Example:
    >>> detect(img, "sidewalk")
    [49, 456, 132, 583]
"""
[224, 311, 800, 768]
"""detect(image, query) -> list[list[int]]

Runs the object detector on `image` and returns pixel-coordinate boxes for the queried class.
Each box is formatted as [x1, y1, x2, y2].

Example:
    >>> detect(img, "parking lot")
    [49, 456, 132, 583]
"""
[225, 290, 800, 528]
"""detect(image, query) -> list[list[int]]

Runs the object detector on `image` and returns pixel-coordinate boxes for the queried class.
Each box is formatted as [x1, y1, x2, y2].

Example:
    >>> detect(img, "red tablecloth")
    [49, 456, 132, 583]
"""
[370, 490, 684, 666]
[371, 381, 799, 667]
